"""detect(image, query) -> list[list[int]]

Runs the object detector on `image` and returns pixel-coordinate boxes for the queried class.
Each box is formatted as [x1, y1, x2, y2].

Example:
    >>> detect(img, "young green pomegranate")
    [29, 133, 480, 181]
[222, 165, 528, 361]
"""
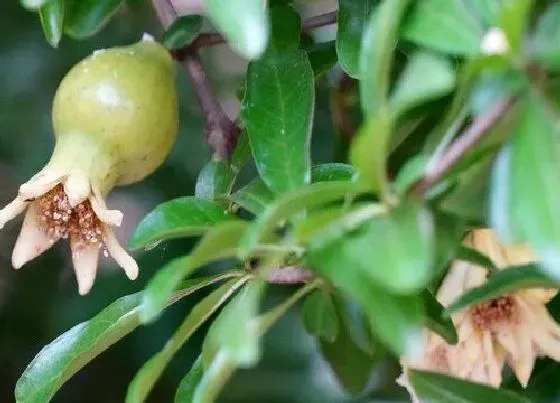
[0, 36, 179, 294]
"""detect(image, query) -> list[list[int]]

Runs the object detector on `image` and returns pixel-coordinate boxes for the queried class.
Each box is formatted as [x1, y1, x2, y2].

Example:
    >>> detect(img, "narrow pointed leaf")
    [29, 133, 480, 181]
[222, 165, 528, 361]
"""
[64, 0, 124, 39]
[195, 159, 236, 204]
[408, 369, 530, 402]
[174, 357, 204, 403]
[301, 289, 339, 342]
[533, 3, 560, 70]
[311, 163, 356, 182]
[336, 0, 377, 78]
[422, 290, 457, 344]
[230, 179, 274, 215]
[446, 265, 560, 315]
[192, 349, 235, 403]
[206, 0, 268, 59]
[456, 245, 497, 272]
[130, 197, 232, 250]
[126, 278, 247, 403]
[39, 0, 64, 48]
[242, 7, 314, 195]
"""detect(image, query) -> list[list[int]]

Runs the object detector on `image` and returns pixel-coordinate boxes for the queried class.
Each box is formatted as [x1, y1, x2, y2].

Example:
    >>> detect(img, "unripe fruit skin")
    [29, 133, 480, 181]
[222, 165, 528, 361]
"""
[51, 40, 178, 193]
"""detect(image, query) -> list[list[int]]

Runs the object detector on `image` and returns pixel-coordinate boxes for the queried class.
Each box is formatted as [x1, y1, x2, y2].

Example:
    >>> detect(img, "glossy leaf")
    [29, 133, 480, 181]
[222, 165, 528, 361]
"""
[408, 369, 530, 402]
[422, 290, 457, 344]
[206, 0, 268, 59]
[242, 8, 314, 196]
[239, 181, 360, 258]
[230, 179, 274, 215]
[15, 293, 143, 403]
[390, 51, 456, 118]
[446, 265, 560, 314]
[402, 0, 485, 55]
[307, 244, 424, 357]
[533, 2, 560, 69]
[301, 289, 339, 342]
[195, 159, 236, 204]
[336, 0, 376, 78]
[162, 15, 203, 50]
[202, 280, 266, 369]
[64, 0, 124, 39]
[126, 278, 247, 403]
[359, 0, 410, 115]
[39, 0, 64, 48]
[192, 349, 235, 403]
[490, 95, 560, 278]
[311, 163, 356, 182]
[174, 357, 204, 403]
[130, 197, 232, 250]
[141, 221, 249, 323]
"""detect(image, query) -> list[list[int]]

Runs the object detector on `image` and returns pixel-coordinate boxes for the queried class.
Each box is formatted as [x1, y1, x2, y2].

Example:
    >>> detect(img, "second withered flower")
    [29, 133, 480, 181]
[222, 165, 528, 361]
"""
[399, 228, 560, 398]
[0, 36, 178, 294]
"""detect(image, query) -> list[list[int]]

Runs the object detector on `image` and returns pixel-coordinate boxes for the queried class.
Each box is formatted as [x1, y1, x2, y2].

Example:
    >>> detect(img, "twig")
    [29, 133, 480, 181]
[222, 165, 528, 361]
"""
[151, 0, 239, 159]
[412, 96, 517, 195]
[265, 266, 315, 284]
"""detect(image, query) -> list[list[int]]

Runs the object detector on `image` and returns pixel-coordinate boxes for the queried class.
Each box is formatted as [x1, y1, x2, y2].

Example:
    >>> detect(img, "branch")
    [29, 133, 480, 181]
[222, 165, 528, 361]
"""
[151, 0, 239, 159]
[412, 95, 517, 195]
[265, 267, 315, 285]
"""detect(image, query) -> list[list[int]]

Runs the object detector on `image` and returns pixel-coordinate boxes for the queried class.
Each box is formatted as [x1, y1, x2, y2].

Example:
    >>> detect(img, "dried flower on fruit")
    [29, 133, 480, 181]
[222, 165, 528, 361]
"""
[0, 37, 179, 294]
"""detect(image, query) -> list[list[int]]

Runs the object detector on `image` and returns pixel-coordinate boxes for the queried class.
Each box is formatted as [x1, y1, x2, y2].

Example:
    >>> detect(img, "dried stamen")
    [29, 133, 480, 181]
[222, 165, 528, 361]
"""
[471, 296, 518, 331]
[36, 184, 106, 252]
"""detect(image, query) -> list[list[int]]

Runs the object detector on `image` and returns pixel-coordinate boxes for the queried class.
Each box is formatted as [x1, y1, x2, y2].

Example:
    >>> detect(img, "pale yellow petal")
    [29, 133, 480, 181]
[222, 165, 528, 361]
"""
[104, 227, 138, 280]
[0, 197, 28, 229]
[63, 173, 91, 207]
[18, 168, 64, 200]
[89, 192, 123, 226]
[12, 203, 58, 269]
[437, 259, 471, 306]
[70, 240, 99, 295]
[511, 324, 534, 388]
[482, 331, 503, 387]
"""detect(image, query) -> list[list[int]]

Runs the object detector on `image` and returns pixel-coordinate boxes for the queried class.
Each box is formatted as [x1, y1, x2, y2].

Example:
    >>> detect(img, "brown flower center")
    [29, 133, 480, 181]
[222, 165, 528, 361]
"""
[36, 184, 105, 251]
[471, 295, 518, 331]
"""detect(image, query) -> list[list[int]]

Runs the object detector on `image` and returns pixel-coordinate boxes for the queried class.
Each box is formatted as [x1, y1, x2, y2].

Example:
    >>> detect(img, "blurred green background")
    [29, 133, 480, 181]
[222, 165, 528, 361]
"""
[0, 1, 407, 402]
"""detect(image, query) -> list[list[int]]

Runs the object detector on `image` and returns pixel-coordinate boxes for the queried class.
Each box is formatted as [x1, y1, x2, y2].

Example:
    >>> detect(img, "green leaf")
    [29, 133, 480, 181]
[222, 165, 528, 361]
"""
[174, 357, 204, 403]
[231, 129, 251, 171]
[359, 0, 411, 115]
[402, 0, 485, 55]
[446, 265, 560, 315]
[307, 245, 425, 356]
[242, 9, 314, 195]
[126, 278, 247, 403]
[141, 221, 249, 323]
[20, 0, 49, 10]
[408, 369, 530, 402]
[349, 111, 392, 196]
[39, 0, 64, 48]
[239, 181, 360, 258]
[192, 349, 235, 403]
[202, 280, 266, 369]
[307, 41, 338, 78]
[497, 0, 532, 54]
[230, 178, 274, 215]
[301, 289, 339, 342]
[205, 0, 268, 59]
[318, 296, 382, 395]
[195, 159, 236, 204]
[490, 95, 560, 278]
[468, 0, 504, 25]
[310, 201, 434, 294]
[311, 163, 356, 182]
[533, 2, 560, 69]
[422, 290, 457, 344]
[390, 51, 456, 118]
[15, 293, 143, 403]
[456, 245, 498, 272]
[64, 0, 124, 39]
[336, 0, 377, 78]
[162, 15, 203, 50]
[130, 197, 232, 250]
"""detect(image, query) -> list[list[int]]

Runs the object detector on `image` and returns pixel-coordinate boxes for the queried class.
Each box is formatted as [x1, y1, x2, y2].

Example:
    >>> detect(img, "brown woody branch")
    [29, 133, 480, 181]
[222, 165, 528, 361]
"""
[412, 95, 518, 195]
